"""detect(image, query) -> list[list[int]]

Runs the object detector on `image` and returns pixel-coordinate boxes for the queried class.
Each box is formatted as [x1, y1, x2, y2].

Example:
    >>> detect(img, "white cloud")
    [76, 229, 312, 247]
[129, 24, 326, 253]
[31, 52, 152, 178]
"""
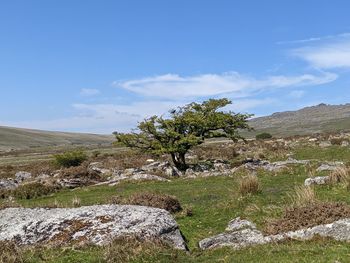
[292, 37, 350, 69]
[80, 88, 100, 96]
[114, 72, 336, 99]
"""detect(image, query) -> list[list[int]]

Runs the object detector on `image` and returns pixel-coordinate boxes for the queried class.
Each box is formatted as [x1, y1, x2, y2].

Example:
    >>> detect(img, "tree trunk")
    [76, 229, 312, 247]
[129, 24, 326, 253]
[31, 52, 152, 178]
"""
[170, 152, 188, 171]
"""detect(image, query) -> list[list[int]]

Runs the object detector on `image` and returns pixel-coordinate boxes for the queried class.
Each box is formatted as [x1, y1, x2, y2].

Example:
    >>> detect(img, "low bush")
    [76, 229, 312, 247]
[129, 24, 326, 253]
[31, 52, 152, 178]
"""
[10, 182, 58, 199]
[0, 241, 23, 263]
[53, 150, 87, 168]
[110, 192, 182, 213]
[239, 175, 260, 195]
[256, 132, 273, 140]
[265, 202, 350, 235]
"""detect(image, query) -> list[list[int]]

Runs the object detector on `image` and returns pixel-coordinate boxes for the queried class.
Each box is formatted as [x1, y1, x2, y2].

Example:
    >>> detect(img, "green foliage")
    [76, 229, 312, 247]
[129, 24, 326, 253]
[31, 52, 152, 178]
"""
[256, 132, 273, 140]
[115, 98, 252, 170]
[53, 150, 87, 168]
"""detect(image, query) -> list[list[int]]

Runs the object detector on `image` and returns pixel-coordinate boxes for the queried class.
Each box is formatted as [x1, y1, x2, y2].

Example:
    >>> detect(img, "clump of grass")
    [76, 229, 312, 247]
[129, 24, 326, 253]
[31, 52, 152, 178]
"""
[239, 174, 260, 195]
[104, 236, 177, 263]
[72, 196, 81, 207]
[290, 185, 317, 207]
[53, 150, 87, 168]
[0, 241, 23, 263]
[109, 192, 182, 213]
[328, 167, 350, 189]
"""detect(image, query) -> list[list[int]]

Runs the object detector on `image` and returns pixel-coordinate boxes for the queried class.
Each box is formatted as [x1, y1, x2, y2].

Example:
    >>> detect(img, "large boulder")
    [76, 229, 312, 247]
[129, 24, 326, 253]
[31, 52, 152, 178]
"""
[0, 205, 187, 250]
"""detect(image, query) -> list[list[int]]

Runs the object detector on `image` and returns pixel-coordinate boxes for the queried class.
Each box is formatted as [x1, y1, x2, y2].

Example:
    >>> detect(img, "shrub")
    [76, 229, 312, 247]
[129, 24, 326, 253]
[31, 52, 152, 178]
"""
[0, 241, 23, 263]
[53, 150, 87, 168]
[110, 192, 182, 213]
[10, 182, 58, 199]
[255, 132, 273, 140]
[239, 175, 260, 195]
[265, 202, 350, 235]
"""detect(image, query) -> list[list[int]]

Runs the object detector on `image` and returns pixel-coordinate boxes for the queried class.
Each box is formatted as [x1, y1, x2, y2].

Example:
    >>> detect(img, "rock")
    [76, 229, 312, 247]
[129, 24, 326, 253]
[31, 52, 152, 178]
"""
[0, 205, 187, 250]
[341, 141, 349, 147]
[57, 178, 91, 189]
[36, 173, 51, 181]
[146, 159, 155, 163]
[304, 176, 329, 186]
[319, 141, 332, 148]
[0, 179, 18, 190]
[316, 162, 344, 172]
[308, 138, 318, 142]
[101, 172, 169, 186]
[199, 217, 350, 250]
[15, 171, 32, 182]
[225, 217, 257, 232]
[88, 162, 111, 175]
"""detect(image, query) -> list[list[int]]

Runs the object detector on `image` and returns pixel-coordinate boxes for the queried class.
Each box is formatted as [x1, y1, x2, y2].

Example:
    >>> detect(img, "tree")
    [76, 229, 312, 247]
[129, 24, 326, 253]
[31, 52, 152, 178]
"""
[256, 132, 273, 140]
[115, 98, 252, 171]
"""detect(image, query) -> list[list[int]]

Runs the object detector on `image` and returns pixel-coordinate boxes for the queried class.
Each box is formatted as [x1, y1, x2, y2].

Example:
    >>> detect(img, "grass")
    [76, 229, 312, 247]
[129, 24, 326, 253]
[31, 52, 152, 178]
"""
[4, 144, 350, 262]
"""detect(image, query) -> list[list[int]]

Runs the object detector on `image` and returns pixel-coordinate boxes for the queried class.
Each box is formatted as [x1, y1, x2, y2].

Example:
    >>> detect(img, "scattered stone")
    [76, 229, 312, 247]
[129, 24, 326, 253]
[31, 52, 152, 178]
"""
[88, 162, 111, 175]
[341, 141, 349, 147]
[15, 171, 32, 182]
[319, 141, 332, 148]
[0, 179, 18, 190]
[57, 178, 91, 189]
[146, 159, 155, 163]
[199, 217, 350, 250]
[225, 217, 257, 232]
[0, 205, 187, 250]
[317, 162, 344, 172]
[304, 176, 329, 186]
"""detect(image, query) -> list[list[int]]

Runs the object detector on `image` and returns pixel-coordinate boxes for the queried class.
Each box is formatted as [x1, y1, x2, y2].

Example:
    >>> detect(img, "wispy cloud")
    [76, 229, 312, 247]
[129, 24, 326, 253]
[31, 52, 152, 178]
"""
[80, 88, 100, 96]
[278, 32, 350, 45]
[292, 34, 350, 69]
[113, 72, 336, 99]
[289, 90, 305, 99]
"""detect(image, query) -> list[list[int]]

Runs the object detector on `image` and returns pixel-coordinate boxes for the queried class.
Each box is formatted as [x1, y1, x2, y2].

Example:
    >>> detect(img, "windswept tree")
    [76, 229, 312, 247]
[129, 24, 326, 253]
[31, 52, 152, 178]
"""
[115, 98, 252, 171]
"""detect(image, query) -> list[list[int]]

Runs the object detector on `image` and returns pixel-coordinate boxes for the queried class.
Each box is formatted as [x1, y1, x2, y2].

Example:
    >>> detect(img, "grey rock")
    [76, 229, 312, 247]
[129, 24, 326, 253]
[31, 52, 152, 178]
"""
[88, 162, 111, 175]
[304, 176, 329, 186]
[0, 205, 186, 250]
[319, 141, 332, 148]
[200, 217, 350, 250]
[225, 217, 257, 232]
[0, 179, 18, 190]
[15, 171, 32, 182]
[317, 162, 344, 172]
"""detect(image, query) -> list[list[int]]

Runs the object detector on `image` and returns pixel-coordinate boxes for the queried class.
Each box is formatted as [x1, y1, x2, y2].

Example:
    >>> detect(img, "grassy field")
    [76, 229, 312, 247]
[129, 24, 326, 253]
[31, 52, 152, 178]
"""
[3, 145, 350, 262]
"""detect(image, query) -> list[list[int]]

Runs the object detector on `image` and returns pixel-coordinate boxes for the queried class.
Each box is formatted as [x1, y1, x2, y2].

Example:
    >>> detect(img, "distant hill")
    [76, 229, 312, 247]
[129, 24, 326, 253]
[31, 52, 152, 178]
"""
[0, 126, 114, 151]
[247, 103, 350, 137]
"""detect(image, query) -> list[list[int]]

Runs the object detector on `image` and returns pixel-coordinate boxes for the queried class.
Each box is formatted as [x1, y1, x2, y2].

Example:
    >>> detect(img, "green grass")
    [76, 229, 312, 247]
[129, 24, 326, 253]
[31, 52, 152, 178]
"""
[4, 145, 350, 262]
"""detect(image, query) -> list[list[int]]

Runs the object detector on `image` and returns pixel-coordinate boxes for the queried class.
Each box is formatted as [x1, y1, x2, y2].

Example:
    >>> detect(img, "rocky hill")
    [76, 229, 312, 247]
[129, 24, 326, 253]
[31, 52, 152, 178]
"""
[248, 103, 350, 137]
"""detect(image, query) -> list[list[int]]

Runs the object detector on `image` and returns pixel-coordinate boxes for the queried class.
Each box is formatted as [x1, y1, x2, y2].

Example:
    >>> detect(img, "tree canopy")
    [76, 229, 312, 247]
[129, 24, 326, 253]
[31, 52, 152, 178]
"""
[115, 98, 252, 171]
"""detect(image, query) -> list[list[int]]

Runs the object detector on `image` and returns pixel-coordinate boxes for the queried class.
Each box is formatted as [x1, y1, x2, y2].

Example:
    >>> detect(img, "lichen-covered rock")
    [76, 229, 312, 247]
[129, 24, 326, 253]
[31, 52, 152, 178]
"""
[88, 162, 111, 175]
[0, 205, 186, 250]
[304, 176, 330, 186]
[199, 217, 350, 250]
[317, 162, 344, 172]
[0, 178, 18, 190]
[15, 171, 32, 182]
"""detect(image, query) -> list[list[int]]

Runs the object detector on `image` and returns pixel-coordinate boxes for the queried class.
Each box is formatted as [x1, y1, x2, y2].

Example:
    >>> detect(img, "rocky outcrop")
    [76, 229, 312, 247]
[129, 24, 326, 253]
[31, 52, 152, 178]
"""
[199, 217, 350, 250]
[0, 205, 187, 250]
[304, 176, 329, 186]
[15, 171, 32, 182]
[243, 158, 310, 172]
[317, 162, 344, 172]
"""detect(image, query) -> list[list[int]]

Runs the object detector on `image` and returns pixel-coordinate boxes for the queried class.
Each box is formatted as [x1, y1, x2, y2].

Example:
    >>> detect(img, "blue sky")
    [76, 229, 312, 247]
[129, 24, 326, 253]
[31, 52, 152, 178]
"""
[1, 0, 350, 134]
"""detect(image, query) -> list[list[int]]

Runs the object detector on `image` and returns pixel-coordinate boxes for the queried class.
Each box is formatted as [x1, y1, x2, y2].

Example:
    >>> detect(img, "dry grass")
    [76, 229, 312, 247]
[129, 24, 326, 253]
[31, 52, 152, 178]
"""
[265, 202, 350, 235]
[0, 241, 23, 263]
[1, 182, 58, 200]
[239, 174, 260, 195]
[328, 167, 350, 189]
[290, 185, 317, 207]
[72, 196, 81, 207]
[104, 236, 175, 263]
[109, 192, 182, 213]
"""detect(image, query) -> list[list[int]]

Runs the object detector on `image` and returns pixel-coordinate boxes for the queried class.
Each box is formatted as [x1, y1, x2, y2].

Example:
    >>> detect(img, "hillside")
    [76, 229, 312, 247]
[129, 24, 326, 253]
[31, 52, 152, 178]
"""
[0, 126, 114, 151]
[248, 103, 350, 137]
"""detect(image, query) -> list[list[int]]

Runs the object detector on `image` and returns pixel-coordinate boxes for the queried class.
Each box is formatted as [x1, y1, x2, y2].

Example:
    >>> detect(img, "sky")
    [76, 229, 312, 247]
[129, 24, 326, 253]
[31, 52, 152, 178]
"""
[1, 0, 350, 134]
